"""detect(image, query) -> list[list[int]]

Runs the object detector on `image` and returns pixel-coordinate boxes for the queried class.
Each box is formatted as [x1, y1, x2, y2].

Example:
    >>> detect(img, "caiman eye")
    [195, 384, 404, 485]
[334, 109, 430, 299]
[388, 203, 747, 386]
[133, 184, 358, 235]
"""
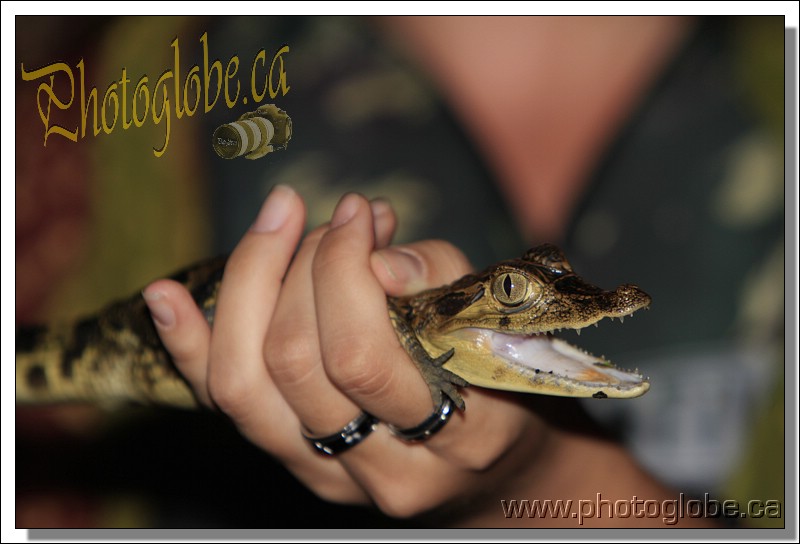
[492, 272, 530, 306]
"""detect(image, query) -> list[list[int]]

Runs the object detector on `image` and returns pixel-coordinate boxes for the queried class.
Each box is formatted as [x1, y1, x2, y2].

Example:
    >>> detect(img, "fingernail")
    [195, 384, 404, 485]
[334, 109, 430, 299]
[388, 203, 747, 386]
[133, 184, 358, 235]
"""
[376, 247, 426, 286]
[142, 289, 176, 329]
[251, 185, 296, 233]
[369, 197, 393, 221]
[330, 193, 361, 228]
[370, 197, 395, 242]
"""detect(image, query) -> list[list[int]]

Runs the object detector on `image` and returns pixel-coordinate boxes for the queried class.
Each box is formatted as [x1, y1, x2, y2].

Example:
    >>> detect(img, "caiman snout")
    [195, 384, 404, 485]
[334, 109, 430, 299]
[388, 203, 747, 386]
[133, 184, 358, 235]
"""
[610, 284, 651, 316]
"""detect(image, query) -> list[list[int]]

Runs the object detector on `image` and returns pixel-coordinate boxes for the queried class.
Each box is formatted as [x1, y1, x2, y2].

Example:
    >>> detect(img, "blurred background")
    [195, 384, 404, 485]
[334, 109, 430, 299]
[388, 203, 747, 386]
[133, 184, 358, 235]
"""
[15, 15, 787, 528]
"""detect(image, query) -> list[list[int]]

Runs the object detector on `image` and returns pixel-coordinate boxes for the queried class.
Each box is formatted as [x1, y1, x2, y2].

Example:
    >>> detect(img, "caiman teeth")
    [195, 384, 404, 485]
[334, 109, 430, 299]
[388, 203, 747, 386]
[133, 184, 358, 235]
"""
[565, 302, 645, 332]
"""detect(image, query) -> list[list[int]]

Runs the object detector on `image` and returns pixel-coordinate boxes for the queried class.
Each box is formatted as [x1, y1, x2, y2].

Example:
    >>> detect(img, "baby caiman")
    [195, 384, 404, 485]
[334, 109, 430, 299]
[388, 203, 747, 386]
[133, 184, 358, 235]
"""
[15, 244, 651, 411]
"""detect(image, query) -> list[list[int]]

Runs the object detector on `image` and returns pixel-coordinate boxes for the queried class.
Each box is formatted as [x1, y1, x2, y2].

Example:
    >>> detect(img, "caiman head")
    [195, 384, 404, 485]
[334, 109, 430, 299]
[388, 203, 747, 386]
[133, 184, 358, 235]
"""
[410, 244, 652, 399]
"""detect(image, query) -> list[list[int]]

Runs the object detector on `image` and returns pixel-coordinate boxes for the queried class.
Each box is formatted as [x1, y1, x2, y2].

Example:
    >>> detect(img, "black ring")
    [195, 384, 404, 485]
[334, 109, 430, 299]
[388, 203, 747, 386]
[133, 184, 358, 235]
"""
[302, 412, 379, 456]
[387, 397, 454, 442]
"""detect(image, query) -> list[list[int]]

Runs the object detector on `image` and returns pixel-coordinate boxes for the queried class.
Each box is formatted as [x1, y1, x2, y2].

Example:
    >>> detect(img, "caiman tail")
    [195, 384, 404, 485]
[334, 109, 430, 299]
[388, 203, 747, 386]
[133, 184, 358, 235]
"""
[15, 257, 227, 409]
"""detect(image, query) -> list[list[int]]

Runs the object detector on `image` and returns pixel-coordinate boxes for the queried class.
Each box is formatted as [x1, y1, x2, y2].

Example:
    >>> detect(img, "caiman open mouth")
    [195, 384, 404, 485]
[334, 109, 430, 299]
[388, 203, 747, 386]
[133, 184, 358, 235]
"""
[482, 330, 646, 394]
[443, 317, 650, 399]
[454, 328, 650, 398]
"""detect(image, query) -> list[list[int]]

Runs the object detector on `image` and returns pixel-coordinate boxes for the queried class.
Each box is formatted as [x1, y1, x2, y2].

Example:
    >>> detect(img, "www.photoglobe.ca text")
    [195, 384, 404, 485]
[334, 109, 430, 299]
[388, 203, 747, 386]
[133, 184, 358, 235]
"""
[500, 493, 782, 525]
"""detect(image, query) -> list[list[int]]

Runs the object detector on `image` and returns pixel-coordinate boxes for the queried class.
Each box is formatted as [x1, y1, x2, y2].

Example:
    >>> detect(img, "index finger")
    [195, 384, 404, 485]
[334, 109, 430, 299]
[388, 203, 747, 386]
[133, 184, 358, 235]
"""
[207, 185, 306, 424]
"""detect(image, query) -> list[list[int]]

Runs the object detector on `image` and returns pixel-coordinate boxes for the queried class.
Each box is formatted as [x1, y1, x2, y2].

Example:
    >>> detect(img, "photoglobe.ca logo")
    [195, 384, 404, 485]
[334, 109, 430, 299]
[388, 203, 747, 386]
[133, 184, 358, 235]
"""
[501, 493, 782, 526]
[19, 32, 290, 157]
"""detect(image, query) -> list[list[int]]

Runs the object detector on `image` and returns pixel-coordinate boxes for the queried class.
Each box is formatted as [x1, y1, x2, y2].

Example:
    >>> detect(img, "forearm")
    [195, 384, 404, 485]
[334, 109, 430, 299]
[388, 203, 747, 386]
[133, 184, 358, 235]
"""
[442, 427, 719, 528]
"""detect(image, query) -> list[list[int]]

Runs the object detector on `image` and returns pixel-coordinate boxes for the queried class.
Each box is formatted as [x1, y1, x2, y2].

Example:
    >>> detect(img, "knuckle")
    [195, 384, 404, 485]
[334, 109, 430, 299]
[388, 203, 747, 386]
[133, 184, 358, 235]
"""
[368, 479, 436, 519]
[263, 328, 318, 387]
[323, 340, 393, 399]
[443, 443, 505, 472]
[306, 479, 369, 506]
[207, 366, 256, 417]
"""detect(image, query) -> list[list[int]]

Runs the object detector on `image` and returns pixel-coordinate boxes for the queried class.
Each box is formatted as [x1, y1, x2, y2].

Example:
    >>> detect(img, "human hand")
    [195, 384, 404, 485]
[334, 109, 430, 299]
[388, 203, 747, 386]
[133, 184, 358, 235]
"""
[142, 185, 551, 520]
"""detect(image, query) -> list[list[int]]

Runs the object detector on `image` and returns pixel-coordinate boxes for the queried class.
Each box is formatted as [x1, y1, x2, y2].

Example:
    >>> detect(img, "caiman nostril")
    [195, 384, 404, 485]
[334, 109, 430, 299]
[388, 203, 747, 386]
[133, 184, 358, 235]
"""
[613, 284, 652, 313]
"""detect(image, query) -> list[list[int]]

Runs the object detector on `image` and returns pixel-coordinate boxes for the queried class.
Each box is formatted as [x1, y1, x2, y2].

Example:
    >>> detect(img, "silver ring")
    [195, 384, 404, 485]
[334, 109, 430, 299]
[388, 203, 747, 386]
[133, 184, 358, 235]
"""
[302, 411, 379, 456]
[387, 397, 454, 442]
